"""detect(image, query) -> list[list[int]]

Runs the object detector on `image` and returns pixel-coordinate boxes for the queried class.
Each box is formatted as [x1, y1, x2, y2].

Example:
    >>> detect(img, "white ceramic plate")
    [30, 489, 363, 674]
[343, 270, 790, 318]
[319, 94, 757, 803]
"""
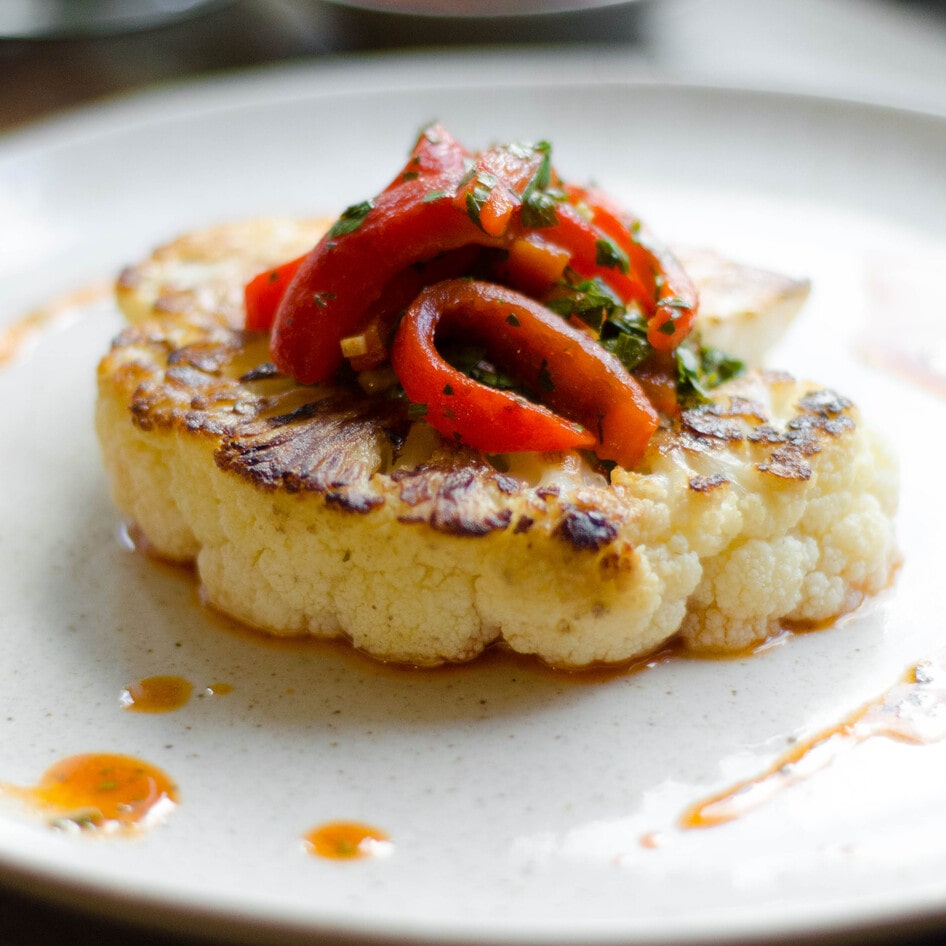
[2, 52, 946, 946]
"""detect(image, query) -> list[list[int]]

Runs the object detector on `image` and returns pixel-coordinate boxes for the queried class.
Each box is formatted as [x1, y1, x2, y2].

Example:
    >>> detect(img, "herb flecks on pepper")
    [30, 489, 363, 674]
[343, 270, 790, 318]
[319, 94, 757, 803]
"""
[244, 123, 738, 468]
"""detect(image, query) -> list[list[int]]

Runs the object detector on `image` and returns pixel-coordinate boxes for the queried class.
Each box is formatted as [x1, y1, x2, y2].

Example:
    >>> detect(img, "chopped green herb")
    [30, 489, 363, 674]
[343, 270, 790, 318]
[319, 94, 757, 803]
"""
[595, 238, 630, 274]
[402, 171, 419, 181]
[520, 141, 561, 229]
[443, 341, 520, 392]
[328, 200, 375, 238]
[538, 359, 555, 393]
[658, 318, 677, 335]
[506, 313, 521, 327]
[545, 272, 624, 333]
[600, 330, 650, 373]
[443, 383, 455, 396]
[675, 342, 745, 407]
[314, 291, 336, 308]
[470, 361, 519, 390]
[408, 402, 429, 421]
[464, 171, 499, 231]
[422, 189, 448, 203]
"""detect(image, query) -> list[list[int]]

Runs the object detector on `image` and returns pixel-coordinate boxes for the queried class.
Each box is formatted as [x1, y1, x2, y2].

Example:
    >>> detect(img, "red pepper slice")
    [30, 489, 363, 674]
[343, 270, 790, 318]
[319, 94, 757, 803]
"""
[391, 280, 658, 468]
[542, 202, 654, 310]
[453, 141, 544, 237]
[346, 245, 484, 371]
[387, 123, 469, 188]
[244, 254, 305, 333]
[270, 179, 509, 384]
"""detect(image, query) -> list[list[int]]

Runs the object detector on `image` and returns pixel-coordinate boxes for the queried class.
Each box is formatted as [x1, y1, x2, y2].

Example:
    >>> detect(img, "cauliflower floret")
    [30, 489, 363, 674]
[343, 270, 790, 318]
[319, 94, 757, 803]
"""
[667, 379, 900, 653]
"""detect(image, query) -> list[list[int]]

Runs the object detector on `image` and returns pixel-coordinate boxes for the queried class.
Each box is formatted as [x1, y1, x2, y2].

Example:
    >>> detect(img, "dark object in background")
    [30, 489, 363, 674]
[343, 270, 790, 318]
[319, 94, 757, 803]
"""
[314, 0, 645, 48]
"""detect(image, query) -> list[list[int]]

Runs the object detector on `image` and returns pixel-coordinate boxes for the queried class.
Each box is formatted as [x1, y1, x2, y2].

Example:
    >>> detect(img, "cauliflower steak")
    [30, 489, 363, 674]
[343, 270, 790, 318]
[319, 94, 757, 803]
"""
[96, 220, 898, 668]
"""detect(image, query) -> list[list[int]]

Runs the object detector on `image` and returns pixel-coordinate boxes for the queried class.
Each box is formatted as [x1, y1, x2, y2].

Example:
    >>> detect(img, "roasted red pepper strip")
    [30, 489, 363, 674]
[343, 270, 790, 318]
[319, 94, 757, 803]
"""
[270, 180, 509, 384]
[268, 132, 561, 383]
[391, 280, 658, 468]
[244, 254, 305, 333]
[388, 123, 469, 188]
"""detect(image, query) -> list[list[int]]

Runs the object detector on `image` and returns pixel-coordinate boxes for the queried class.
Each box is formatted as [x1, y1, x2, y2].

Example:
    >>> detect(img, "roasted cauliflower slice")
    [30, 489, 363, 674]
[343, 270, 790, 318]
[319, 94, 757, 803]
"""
[95, 220, 897, 668]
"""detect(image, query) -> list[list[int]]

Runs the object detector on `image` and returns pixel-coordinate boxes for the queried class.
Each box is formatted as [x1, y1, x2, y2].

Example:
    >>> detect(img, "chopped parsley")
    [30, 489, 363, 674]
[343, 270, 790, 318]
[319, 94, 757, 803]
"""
[328, 200, 375, 238]
[595, 238, 630, 274]
[463, 170, 500, 232]
[519, 141, 562, 230]
[544, 272, 624, 334]
[675, 342, 745, 407]
[442, 341, 519, 392]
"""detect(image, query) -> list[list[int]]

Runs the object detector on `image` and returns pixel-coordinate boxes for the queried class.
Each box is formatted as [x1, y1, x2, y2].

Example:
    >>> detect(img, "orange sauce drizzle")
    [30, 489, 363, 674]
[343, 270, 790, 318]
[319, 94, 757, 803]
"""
[679, 659, 946, 830]
[0, 280, 111, 368]
[4, 753, 178, 833]
[120, 675, 193, 713]
[303, 821, 392, 860]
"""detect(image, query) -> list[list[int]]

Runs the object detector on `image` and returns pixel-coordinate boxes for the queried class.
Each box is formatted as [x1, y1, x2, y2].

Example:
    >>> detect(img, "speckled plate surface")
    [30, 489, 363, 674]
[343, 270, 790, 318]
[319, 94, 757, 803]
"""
[1, 51, 946, 946]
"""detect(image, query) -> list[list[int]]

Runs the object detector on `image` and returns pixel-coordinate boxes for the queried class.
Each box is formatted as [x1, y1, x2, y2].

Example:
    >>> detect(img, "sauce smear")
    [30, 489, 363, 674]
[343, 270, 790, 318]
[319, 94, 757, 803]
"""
[0, 281, 110, 368]
[680, 659, 946, 830]
[303, 821, 392, 860]
[6, 753, 178, 833]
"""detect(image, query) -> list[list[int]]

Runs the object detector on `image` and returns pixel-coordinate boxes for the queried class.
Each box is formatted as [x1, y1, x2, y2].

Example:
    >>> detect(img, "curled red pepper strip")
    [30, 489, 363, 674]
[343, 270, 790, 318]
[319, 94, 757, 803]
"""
[391, 280, 658, 468]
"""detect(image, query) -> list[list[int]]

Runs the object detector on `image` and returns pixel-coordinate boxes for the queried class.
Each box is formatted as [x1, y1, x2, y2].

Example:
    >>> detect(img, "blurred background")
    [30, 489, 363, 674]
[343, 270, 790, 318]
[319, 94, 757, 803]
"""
[2, 0, 946, 134]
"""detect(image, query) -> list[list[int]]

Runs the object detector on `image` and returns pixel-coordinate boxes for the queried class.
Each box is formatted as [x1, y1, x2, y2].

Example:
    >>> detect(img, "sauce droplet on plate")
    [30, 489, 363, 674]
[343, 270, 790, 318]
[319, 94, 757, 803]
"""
[303, 821, 392, 860]
[6, 753, 178, 833]
[120, 675, 193, 713]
